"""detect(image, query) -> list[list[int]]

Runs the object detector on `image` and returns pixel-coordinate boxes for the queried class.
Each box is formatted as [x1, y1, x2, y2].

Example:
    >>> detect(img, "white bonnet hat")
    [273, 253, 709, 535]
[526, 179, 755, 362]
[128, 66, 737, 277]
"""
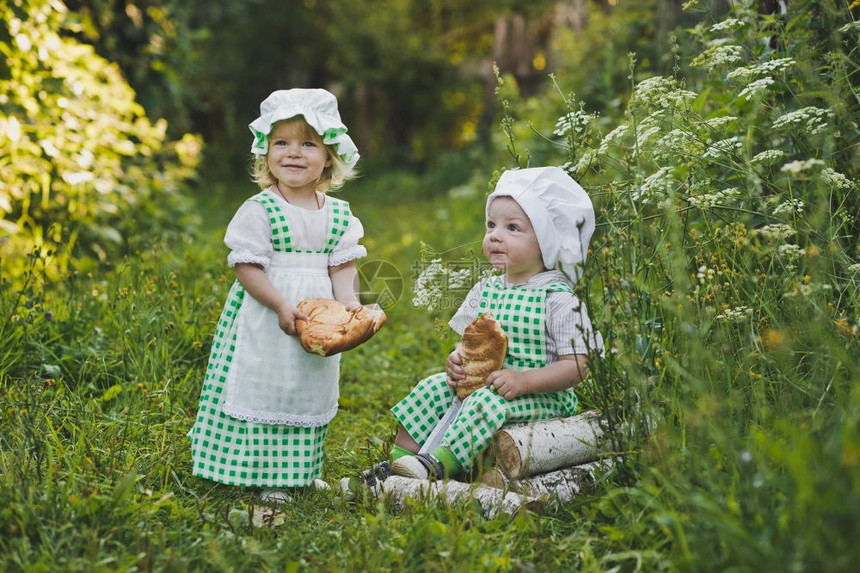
[248, 88, 360, 167]
[487, 167, 595, 284]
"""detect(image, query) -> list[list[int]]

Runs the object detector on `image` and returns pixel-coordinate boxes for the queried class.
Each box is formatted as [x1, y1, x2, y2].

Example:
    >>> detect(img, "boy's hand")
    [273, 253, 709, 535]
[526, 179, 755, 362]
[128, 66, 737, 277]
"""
[276, 301, 309, 336]
[446, 346, 465, 388]
[486, 370, 530, 400]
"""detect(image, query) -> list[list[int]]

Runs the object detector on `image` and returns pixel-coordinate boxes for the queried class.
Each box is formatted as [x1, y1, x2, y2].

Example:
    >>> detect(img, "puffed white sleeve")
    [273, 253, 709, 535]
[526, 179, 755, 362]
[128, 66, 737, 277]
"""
[224, 201, 273, 269]
[328, 212, 368, 266]
[545, 292, 605, 359]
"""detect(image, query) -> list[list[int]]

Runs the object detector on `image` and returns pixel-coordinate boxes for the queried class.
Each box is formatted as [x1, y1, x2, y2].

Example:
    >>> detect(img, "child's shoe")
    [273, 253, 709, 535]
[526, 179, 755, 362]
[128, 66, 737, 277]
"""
[390, 454, 445, 480]
[260, 488, 292, 503]
[312, 478, 331, 491]
[260, 479, 329, 503]
[339, 460, 391, 498]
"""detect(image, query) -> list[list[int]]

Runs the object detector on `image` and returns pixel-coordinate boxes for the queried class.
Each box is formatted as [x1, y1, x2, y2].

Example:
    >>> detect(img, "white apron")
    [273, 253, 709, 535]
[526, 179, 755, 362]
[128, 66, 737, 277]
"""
[221, 252, 340, 426]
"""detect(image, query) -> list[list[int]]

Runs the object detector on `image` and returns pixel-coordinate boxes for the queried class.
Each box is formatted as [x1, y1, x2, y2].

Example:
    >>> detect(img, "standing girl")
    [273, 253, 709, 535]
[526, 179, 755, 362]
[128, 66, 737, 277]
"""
[189, 89, 365, 501]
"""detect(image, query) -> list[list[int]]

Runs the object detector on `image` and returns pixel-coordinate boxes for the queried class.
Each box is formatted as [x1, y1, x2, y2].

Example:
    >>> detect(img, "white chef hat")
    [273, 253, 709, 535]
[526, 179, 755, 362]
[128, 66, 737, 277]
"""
[486, 167, 595, 284]
[248, 88, 359, 167]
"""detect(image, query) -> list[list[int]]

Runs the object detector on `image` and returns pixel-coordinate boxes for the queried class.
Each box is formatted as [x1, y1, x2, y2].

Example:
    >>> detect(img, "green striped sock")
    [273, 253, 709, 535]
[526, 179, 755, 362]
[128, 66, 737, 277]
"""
[431, 447, 462, 476]
[391, 445, 412, 461]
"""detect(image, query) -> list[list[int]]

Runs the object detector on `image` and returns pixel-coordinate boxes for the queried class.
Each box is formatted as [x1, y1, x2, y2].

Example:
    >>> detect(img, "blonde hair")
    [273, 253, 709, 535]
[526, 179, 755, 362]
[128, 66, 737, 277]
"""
[251, 117, 356, 192]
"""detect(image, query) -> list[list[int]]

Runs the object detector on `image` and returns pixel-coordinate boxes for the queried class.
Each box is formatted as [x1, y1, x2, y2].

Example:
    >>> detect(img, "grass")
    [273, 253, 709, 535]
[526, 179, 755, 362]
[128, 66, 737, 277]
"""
[3, 168, 857, 572]
[4, 4, 860, 566]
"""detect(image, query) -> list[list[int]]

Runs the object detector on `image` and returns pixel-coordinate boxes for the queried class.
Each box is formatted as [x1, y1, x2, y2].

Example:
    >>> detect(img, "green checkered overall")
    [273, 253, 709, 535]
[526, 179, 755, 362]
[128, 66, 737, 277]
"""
[188, 189, 351, 487]
[391, 277, 579, 471]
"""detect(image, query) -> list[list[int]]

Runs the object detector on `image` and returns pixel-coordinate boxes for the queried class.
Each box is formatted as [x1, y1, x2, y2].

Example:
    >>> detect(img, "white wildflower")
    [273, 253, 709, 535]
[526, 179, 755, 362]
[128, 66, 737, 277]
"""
[772, 106, 832, 135]
[412, 259, 445, 313]
[820, 168, 854, 190]
[738, 77, 774, 100]
[716, 305, 752, 323]
[554, 109, 599, 137]
[773, 199, 804, 216]
[848, 263, 860, 274]
[755, 224, 795, 241]
[654, 129, 705, 161]
[697, 265, 716, 284]
[597, 124, 629, 154]
[710, 18, 746, 32]
[703, 116, 738, 131]
[751, 149, 784, 165]
[703, 136, 743, 159]
[691, 44, 744, 70]
[688, 187, 740, 210]
[412, 258, 486, 313]
[780, 159, 824, 175]
[727, 57, 795, 82]
[571, 150, 598, 173]
[635, 166, 674, 204]
[777, 244, 804, 261]
[634, 113, 664, 149]
[631, 76, 696, 112]
[636, 125, 661, 149]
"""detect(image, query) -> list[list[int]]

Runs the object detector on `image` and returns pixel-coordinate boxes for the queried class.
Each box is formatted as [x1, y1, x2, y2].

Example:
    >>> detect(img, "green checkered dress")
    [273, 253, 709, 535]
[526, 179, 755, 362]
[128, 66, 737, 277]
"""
[391, 277, 579, 471]
[189, 190, 352, 487]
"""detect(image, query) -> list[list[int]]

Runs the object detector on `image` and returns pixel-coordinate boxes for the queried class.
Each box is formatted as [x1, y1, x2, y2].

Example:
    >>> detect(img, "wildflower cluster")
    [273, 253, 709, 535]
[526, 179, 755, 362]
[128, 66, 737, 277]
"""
[702, 136, 743, 160]
[688, 186, 740, 210]
[411, 258, 494, 314]
[772, 106, 832, 136]
[751, 149, 784, 165]
[727, 57, 795, 82]
[691, 43, 745, 70]
[553, 108, 599, 138]
[715, 305, 753, 323]
[737, 77, 774, 100]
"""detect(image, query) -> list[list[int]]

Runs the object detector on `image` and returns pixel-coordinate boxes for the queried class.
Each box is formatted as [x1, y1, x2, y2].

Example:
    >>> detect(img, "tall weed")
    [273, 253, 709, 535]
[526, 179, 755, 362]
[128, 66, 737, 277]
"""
[494, 1, 859, 569]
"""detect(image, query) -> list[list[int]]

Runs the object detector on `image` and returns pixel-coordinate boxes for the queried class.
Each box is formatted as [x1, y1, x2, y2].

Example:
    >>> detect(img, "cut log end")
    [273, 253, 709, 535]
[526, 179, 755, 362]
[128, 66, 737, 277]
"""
[493, 430, 524, 479]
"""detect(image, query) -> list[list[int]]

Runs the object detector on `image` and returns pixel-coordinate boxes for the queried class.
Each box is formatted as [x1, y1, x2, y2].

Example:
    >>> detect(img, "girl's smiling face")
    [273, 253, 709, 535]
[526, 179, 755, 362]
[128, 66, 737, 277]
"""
[266, 119, 332, 196]
[483, 197, 547, 284]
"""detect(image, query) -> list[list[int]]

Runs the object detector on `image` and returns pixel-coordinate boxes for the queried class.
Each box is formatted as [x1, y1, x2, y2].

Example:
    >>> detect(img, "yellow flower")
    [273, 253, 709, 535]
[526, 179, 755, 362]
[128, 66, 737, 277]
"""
[761, 328, 785, 349]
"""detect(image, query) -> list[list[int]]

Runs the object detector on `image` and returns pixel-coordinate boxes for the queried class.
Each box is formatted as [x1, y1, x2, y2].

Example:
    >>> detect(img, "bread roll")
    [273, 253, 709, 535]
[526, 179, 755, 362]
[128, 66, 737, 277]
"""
[457, 313, 508, 399]
[295, 299, 386, 357]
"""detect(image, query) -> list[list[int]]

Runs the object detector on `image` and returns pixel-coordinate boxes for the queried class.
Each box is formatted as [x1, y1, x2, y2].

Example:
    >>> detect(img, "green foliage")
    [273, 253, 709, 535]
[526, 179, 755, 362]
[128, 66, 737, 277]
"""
[2, 2, 860, 571]
[492, 0, 860, 569]
[0, 0, 200, 279]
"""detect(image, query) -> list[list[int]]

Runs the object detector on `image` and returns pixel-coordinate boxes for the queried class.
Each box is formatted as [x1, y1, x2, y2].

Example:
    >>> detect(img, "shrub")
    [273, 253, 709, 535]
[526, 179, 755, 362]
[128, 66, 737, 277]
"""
[0, 0, 201, 281]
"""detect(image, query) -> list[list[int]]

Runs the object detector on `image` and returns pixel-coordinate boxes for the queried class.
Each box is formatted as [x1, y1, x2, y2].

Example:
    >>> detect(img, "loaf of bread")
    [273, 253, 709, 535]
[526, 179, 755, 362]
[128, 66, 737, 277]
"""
[457, 313, 508, 399]
[295, 299, 386, 357]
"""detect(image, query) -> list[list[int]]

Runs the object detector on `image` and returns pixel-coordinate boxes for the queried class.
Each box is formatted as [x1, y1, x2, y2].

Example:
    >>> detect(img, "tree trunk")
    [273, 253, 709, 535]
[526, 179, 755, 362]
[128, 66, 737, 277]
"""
[381, 476, 545, 519]
[491, 409, 604, 479]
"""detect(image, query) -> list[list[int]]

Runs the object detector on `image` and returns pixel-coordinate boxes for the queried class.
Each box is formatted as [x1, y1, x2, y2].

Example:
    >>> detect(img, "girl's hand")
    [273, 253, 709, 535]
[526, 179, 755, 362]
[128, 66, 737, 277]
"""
[276, 301, 309, 336]
[486, 370, 530, 401]
[446, 346, 465, 388]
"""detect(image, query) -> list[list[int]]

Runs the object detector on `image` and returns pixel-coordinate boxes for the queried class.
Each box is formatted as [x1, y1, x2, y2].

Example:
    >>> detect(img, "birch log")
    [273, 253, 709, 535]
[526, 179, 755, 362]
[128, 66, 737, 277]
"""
[510, 460, 609, 501]
[381, 476, 544, 519]
[492, 409, 604, 479]
[479, 460, 612, 503]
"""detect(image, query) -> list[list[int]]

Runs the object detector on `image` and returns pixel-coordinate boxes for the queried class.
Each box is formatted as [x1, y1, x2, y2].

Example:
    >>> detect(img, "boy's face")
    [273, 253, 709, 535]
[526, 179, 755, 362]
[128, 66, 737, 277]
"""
[483, 197, 546, 284]
[266, 119, 331, 195]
